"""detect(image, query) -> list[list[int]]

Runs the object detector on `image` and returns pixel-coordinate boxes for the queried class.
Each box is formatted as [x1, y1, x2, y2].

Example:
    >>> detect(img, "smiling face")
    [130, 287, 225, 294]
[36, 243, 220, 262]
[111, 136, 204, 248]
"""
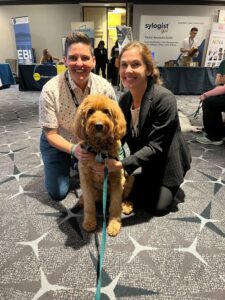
[119, 47, 150, 92]
[64, 42, 96, 90]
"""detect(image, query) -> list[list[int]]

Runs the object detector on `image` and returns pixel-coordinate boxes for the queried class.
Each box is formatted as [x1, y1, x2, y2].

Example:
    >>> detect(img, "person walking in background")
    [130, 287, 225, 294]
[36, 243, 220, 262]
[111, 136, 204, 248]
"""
[110, 40, 119, 86]
[40, 48, 60, 64]
[91, 41, 191, 215]
[94, 40, 108, 78]
[39, 32, 116, 201]
[180, 27, 198, 67]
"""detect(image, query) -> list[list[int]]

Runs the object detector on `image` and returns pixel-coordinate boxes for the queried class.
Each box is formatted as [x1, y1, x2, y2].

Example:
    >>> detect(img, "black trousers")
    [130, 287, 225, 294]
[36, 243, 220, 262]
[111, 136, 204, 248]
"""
[202, 95, 225, 141]
[95, 64, 106, 78]
[129, 173, 179, 216]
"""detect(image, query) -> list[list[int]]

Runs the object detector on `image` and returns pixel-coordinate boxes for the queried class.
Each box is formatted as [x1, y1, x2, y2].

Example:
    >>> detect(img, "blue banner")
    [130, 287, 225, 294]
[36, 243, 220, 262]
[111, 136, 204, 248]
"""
[12, 16, 34, 64]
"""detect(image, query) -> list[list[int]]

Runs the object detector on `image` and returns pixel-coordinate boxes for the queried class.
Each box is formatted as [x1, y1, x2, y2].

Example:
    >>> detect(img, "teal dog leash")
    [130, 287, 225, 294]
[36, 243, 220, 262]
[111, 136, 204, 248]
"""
[95, 161, 108, 300]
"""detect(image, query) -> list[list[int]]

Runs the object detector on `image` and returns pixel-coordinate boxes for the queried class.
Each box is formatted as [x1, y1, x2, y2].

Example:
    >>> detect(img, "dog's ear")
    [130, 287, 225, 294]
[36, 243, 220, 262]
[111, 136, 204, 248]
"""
[111, 102, 126, 140]
[73, 101, 86, 140]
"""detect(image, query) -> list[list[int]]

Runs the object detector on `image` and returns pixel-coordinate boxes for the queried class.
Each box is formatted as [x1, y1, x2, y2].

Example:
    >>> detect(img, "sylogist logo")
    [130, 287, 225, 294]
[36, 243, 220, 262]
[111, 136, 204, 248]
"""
[145, 22, 169, 33]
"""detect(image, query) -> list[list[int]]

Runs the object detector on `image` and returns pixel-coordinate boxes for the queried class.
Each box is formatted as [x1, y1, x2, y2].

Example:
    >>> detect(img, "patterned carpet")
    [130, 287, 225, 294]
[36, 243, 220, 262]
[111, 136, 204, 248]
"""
[0, 84, 225, 300]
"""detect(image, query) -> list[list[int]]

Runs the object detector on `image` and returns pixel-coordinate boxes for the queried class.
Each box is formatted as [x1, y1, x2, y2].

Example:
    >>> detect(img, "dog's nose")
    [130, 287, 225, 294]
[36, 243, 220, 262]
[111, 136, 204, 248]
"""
[95, 122, 103, 131]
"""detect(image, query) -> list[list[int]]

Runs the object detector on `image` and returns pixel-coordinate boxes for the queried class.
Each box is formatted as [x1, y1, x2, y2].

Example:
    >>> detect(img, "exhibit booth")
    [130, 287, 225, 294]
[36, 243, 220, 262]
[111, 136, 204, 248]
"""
[18, 64, 67, 91]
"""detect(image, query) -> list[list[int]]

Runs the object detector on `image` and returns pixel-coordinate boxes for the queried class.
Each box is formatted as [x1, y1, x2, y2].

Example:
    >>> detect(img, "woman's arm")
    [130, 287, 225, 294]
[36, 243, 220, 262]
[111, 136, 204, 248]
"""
[40, 56, 44, 64]
[52, 56, 60, 62]
[43, 127, 73, 154]
[43, 128, 90, 160]
[200, 85, 225, 100]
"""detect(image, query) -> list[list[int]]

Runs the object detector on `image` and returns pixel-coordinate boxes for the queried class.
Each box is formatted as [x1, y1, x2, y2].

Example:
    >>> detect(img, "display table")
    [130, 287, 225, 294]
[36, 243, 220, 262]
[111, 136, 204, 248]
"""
[0, 63, 16, 89]
[158, 67, 218, 95]
[18, 64, 58, 91]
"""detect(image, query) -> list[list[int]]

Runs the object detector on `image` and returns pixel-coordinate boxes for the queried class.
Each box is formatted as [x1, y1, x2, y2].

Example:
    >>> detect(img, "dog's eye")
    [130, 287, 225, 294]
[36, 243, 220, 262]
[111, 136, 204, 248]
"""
[86, 109, 95, 117]
[102, 109, 111, 117]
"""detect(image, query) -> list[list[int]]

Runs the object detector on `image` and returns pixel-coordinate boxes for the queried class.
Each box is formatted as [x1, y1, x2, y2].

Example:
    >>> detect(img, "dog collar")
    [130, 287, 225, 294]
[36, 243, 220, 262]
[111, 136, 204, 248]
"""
[82, 143, 119, 162]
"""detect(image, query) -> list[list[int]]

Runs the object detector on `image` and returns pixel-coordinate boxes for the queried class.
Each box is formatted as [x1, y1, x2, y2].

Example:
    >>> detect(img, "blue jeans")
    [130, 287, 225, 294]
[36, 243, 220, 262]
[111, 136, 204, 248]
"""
[40, 132, 72, 201]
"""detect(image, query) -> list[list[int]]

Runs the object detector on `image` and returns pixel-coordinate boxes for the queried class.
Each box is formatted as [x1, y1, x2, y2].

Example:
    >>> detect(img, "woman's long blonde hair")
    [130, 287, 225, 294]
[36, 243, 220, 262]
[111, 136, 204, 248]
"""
[118, 41, 162, 85]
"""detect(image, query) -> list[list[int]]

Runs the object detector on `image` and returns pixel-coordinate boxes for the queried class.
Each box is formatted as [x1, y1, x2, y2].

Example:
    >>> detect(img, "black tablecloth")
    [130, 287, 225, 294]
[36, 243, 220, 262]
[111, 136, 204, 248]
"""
[19, 64, 57, 91]
[0, 63, 16, 89]
[158, 67, 218, 95]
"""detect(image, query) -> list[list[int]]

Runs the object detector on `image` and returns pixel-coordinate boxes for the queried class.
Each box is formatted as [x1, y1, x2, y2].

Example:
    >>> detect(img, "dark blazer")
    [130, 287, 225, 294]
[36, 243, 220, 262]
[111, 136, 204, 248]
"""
[94, 47, 108, 66]
[119, 81, 191, 188]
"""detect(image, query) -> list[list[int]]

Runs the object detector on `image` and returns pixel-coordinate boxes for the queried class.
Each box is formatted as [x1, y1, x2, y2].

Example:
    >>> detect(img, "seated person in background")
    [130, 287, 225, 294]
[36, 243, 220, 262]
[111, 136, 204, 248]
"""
[196, 83, 225, 145]
[215, 59, 225, 85]
[91, 41, 192, 216]
[40, 48, 60, 64]
[196, 58, 225, 145]
[180, 27, 198, 67]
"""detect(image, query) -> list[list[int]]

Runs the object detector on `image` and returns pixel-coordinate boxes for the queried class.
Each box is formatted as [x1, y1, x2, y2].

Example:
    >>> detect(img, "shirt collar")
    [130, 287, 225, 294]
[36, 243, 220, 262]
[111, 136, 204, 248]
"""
[67, 71, 91, 93]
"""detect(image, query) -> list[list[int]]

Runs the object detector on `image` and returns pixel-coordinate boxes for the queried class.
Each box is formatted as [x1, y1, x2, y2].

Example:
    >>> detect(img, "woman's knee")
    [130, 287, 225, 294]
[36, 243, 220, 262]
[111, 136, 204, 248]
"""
[152, 185, 179, 216]
[202, 96, 217, 110]
[46, 183, 69, 201]
[46, 188, 69, 202]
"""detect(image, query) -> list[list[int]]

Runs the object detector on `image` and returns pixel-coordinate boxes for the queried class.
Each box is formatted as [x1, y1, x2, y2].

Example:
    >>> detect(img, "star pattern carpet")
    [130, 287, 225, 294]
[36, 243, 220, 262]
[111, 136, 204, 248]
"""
[0, 85, 225, 299]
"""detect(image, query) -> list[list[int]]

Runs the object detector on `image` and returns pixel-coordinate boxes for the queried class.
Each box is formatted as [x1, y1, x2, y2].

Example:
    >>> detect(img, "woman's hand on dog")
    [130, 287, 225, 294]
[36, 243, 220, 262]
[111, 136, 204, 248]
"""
[74, 142, 92, 161]
[91, 158, 123, 175]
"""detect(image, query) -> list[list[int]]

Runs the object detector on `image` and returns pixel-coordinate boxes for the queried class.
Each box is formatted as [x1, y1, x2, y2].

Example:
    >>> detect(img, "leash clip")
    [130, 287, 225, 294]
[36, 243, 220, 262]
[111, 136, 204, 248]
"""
[95, 151, 108, 163]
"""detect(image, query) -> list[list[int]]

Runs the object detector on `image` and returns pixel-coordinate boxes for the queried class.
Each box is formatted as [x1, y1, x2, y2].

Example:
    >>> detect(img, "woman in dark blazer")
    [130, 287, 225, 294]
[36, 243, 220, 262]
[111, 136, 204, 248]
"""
[93, 41, 191, 215]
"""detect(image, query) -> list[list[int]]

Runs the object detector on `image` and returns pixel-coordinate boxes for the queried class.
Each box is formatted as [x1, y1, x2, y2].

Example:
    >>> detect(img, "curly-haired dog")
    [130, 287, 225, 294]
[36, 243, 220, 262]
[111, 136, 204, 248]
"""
[74, 94, 133, 236]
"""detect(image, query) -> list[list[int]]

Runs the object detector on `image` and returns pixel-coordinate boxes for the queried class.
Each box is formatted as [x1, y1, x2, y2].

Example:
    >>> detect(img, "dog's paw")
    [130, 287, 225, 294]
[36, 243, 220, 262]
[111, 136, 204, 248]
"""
[122, 201, 133, 215]
[107, 218, 121, 237]
[82, 218, 97, 232]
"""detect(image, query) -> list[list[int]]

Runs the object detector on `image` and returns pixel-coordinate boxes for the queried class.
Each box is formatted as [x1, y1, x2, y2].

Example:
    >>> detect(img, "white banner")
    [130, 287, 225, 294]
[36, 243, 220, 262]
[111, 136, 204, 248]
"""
[12, 16, 34, 64]
[71, 22, 94, 48]
[139, 16, 210, 66]
[205, 23, 225, 67]
[116, 26, 133, 52]
[218, 10, 225, 24]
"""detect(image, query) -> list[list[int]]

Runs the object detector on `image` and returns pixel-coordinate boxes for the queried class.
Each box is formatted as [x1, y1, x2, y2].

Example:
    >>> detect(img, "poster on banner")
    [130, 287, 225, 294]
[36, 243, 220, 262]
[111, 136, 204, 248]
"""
[204, 23, 225, 67]
[11, 16, 34, 64]
[116, 26, 133, 52]
[139, 16, 210, 66]
[71, 22, 94, 47]
[218, 10, 225, 24]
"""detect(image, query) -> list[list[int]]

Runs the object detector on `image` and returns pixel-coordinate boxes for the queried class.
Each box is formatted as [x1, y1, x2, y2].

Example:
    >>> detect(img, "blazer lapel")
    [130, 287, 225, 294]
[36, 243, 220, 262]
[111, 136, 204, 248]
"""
[139, 83, 153, 133]
[122, 93, 132, 134]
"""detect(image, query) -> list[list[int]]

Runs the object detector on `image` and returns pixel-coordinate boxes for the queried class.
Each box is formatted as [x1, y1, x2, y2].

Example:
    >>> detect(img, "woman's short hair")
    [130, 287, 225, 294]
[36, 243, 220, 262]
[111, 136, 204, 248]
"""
[64, 32, 93, 56]
[118, 41, 161, 85]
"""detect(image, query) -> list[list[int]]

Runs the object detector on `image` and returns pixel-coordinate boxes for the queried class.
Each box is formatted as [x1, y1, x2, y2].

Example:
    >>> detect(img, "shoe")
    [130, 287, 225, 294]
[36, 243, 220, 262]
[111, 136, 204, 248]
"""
[196, 136, 223, 145]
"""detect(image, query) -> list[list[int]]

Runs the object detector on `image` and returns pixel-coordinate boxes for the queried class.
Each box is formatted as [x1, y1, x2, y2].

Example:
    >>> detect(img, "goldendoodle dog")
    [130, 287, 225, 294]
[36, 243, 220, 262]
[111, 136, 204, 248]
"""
[74, 94, 133, 237]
